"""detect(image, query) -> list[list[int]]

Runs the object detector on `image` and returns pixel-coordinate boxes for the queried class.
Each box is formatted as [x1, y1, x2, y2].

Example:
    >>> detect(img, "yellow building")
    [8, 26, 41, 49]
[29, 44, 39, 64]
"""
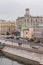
[0, 22, 16, 35]
[22, 27, 33, 39]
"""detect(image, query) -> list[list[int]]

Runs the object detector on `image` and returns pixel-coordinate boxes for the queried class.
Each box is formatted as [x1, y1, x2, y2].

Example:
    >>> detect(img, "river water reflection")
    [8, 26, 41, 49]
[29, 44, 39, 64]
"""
[0, 52, 24, 65]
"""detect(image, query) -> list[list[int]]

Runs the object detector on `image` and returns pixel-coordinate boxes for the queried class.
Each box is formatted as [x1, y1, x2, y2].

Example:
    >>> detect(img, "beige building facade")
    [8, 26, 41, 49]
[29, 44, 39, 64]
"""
[0, 22, 16, 35]
[16, 8, 43, 39]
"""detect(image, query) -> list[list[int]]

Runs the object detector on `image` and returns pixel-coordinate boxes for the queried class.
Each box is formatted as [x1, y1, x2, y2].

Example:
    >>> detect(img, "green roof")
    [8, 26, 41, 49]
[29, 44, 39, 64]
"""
[22, 25, 43, 29]
[22, 26, 29, 30]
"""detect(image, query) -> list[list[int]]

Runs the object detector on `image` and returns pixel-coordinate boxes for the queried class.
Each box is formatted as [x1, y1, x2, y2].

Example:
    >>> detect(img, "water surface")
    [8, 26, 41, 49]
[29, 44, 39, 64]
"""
[0, 52, 24, 65]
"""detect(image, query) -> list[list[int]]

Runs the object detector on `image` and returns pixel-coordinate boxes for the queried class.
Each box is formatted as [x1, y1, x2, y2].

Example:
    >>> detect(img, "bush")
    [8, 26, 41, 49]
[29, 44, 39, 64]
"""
[33, 37, 38, 43]
[41, 39, 43, 43]
[12, 32, 17, 36]
[6, 32, 10, 35]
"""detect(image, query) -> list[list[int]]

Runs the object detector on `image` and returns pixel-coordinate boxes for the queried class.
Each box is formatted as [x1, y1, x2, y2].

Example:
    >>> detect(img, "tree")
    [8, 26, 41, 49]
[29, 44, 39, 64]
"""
[12, 31, 20, 36]
[6, 32, 10, 35]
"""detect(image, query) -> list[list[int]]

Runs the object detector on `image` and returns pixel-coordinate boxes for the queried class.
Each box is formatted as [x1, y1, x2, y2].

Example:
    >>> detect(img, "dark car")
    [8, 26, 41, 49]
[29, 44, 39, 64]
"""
[16, 36, 22, 40]
[27, 39, 34, 42]
[0, 42, 5, 49]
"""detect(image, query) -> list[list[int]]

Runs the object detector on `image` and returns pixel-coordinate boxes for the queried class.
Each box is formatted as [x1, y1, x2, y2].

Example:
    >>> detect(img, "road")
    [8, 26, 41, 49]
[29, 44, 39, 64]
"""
[0, 35, 43, 54]
[0, 35, 43, 47]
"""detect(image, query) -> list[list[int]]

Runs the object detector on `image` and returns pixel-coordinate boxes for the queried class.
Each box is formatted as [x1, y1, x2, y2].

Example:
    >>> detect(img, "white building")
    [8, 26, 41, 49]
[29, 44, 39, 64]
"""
[16, 8, 43, 39]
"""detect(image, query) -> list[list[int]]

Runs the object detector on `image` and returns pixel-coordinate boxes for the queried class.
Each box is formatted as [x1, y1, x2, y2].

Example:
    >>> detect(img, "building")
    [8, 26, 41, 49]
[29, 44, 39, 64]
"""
[16, 8, 43, 39]
[0, 21, 16, 35]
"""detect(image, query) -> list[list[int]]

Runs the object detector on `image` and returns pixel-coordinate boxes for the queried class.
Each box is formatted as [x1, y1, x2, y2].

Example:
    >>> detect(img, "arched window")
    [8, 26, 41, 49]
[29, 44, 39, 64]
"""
[31, 18, 32, 22]
[36, 18, 37, 22]
[25, 19, 26, 21]
[27, 19, 29, 22]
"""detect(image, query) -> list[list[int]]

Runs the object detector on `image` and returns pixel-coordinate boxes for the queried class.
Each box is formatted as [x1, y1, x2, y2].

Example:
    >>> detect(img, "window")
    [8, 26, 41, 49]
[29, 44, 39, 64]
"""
[36, 18, 37, 22]
[26, 32, 28, 34]
[31, 20, 32, 25]
[36, 18, 38, 25]
[31, 18, 32, 22]
[18, 25, 21, 30]
[25, 19, 26, 21]
[27, 19, 29, 21]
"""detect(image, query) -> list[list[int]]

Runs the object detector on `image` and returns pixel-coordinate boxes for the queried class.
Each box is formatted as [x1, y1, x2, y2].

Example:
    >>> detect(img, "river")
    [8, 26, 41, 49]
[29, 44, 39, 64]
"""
[0, 52, 25, 65]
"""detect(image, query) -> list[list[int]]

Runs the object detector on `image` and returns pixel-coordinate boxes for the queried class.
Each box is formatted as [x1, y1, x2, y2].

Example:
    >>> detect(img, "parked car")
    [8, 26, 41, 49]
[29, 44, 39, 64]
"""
[16, 36, 22, 40]
[34, 40, 40, 43]
[6, 35, 14, 39]
[27, 39, 34, 42]
[0, 42, 5, 49]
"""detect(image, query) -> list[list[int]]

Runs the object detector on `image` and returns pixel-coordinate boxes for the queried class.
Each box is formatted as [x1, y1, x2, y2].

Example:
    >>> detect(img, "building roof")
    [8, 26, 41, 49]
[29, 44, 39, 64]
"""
[22, 26, 29, 30]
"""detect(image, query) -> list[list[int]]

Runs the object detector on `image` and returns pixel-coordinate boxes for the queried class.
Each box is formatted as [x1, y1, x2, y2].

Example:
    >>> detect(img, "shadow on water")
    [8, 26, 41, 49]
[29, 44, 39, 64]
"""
[0, 51, 33, 65]
[0, 51, 4, 56]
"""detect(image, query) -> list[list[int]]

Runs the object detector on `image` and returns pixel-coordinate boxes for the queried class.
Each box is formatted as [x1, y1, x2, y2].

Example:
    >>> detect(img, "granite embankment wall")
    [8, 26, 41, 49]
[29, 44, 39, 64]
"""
[0, 39, 43, 65]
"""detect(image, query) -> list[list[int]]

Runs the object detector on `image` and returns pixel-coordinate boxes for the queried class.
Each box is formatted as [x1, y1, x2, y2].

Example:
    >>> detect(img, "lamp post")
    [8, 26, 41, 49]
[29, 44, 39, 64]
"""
[11, 33, 14, 65]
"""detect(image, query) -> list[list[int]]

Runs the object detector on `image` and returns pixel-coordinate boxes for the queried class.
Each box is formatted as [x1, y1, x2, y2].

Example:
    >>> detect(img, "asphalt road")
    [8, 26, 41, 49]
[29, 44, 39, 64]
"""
[0, 35, 43, 47]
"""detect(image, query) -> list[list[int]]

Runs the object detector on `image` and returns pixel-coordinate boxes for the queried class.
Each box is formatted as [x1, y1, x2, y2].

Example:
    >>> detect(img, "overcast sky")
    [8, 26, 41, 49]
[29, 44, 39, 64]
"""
[0, 0, 43, 21]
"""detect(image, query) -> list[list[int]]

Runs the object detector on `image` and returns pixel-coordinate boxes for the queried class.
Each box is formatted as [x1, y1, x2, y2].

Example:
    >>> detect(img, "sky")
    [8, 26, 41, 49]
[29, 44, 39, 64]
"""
[0, 0, 43, 21]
